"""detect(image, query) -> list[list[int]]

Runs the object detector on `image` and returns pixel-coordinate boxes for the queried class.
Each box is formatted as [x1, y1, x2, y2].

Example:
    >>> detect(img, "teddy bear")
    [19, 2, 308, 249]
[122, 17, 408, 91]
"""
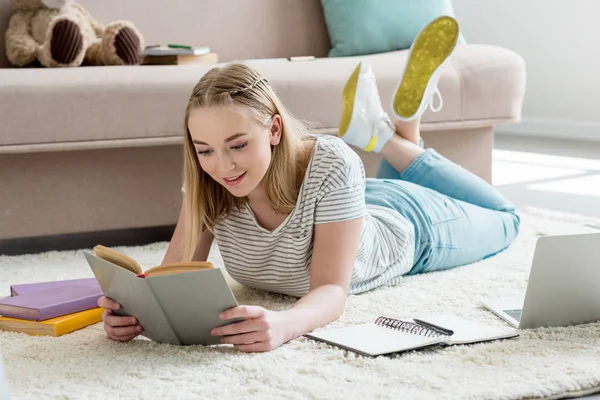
[5, 0, 145, 67]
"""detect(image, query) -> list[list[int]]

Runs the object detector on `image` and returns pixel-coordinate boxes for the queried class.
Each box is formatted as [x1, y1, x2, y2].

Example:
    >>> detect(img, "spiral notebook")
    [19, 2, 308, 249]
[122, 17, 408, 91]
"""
[305, 314, 519, 357]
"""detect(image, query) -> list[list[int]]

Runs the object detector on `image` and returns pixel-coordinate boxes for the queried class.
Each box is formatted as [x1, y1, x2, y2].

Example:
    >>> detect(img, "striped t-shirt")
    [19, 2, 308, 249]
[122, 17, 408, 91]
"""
[208, 134, 415, 297]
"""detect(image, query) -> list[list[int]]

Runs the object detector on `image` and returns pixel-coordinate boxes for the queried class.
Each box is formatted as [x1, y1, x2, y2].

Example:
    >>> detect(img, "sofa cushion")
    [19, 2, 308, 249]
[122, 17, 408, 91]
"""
[0, 44, 525, 151]
[321, 0, 466, 57]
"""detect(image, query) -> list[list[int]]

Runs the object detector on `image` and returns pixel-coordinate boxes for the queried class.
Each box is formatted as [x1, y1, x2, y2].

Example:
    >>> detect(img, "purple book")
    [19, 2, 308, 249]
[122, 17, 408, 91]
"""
[10, 277, 101, 297]
[0, 284, 103, 321]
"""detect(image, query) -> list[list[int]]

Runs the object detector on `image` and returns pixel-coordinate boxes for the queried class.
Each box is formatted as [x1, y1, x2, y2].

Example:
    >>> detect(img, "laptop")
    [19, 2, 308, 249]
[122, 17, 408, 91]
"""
[481, 232, 600, 329]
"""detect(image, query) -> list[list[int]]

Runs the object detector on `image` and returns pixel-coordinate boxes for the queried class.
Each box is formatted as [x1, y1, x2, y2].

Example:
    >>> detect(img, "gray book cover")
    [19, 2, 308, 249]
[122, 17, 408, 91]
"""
[83, 251, 242, 345]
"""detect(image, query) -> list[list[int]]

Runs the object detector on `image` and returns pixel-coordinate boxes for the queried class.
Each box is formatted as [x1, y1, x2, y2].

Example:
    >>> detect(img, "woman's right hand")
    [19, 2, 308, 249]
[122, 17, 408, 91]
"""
[98, 296, 143, 342]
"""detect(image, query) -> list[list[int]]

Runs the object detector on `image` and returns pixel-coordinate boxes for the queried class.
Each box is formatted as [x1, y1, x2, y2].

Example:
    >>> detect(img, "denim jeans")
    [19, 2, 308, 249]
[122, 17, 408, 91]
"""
[364, 143, 520, 275]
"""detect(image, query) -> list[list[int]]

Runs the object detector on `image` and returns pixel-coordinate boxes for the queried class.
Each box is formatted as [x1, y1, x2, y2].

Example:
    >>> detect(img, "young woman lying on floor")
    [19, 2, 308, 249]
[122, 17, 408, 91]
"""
[98, 16, 520, 352]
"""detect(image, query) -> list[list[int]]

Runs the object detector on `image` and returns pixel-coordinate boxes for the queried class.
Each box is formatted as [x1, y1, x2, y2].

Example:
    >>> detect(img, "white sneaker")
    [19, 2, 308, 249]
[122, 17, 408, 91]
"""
[392, 15, 460, 121]
[338, 62, 394, 153]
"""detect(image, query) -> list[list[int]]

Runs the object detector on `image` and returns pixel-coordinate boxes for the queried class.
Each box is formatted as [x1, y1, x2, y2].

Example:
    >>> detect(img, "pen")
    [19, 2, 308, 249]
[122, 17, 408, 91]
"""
[413, 319, 454, 336]
[168, 44, 193, 49]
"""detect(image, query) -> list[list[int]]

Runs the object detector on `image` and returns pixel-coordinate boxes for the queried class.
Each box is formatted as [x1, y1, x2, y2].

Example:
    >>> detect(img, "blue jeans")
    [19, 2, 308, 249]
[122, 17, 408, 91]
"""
[364, 143, 520, 275]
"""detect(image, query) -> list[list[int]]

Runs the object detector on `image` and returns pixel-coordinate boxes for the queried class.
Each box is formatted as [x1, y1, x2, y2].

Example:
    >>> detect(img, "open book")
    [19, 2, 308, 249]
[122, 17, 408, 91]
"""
[305, 314, 519, 357]
[84, 245, 242, 346]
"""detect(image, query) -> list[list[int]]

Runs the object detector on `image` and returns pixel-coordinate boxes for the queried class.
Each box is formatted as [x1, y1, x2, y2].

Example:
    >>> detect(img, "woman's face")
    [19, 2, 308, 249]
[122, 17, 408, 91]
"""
[187, 105, 281, 198]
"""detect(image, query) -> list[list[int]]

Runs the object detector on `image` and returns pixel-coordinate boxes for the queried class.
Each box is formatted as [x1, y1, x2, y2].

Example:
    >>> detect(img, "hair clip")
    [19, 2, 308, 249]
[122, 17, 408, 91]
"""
[229, 77, 267, 96]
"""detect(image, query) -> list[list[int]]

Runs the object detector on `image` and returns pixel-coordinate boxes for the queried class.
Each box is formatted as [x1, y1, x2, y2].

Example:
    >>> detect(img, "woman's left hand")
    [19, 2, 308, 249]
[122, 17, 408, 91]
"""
[211, 305, 291, 352]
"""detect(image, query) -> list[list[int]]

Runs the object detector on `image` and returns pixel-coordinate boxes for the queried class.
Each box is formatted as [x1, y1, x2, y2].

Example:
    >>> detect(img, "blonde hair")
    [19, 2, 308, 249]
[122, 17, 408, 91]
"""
[181, 63, 312, 261]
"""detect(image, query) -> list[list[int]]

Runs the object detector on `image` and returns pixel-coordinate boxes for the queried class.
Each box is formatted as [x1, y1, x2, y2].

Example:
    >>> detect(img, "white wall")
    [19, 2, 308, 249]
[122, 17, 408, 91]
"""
[452, 0, 600, 141]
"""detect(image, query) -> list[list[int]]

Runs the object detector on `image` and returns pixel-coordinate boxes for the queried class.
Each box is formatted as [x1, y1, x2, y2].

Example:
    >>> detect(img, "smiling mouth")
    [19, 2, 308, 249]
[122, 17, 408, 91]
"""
[222, 171, 247, 186]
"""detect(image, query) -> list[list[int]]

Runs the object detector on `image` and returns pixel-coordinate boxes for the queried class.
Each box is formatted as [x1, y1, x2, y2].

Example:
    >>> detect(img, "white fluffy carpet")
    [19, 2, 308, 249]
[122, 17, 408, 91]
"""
[1, 207, 600, 400]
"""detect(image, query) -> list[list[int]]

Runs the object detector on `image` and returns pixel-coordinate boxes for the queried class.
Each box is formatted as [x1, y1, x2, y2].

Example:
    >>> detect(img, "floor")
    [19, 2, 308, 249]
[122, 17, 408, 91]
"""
[493, 134, 600, 219]
[494, 134, 600, 400]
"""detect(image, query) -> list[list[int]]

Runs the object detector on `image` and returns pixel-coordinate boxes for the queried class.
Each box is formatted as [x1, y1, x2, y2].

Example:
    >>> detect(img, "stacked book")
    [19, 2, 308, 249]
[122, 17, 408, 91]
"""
[142, 44, 218, 65]
[0, 278, 104, 337]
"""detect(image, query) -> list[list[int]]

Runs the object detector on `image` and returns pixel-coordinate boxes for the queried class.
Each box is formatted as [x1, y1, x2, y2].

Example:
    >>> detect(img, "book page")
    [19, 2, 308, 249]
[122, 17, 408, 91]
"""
[305, 323, 441, 357]
[145, 262, 214, 277]
[93, 245, 142, 275]
[415, 314, 519, 345]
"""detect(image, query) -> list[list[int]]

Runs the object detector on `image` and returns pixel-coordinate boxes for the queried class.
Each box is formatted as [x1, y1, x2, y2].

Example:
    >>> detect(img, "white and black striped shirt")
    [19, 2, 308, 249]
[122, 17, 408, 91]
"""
[206, 135, 415, 297]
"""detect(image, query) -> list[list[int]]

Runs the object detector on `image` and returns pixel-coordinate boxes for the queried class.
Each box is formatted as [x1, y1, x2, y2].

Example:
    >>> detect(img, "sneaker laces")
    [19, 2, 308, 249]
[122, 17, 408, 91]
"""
[429, 88, 443, 113]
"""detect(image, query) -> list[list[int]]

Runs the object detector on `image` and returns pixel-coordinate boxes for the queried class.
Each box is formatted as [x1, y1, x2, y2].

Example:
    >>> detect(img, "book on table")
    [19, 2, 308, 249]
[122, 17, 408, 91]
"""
[142, 52, 219, 65]
[142, 45, 217, 65]
[305, 314, 519, 357]
[83, 245, 242, 346]
[144, 45, 210, 56]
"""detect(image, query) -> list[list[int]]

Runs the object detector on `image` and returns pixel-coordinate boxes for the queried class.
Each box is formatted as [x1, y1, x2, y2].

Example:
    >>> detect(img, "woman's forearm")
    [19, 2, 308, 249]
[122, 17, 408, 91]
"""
[162, 221, 184, 264]
[282, 284, 347, 340]
[162, 228, 213, 264]
[161, 204, 214, 264]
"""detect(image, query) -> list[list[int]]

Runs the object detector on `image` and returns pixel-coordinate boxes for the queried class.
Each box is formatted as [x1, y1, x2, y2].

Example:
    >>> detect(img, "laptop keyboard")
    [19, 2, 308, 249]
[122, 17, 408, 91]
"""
[503, 309, 522, 321]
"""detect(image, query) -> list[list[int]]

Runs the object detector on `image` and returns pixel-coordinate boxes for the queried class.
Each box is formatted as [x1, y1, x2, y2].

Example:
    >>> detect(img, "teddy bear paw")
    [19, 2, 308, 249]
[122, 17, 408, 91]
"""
[113, 25, 143, 65]
[49, 19, 84, 65]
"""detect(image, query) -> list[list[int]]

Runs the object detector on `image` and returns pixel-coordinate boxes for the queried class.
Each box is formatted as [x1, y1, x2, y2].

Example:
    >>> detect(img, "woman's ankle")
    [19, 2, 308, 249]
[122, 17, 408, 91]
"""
[379, 134, 425, 174]
[393, 118, 421, 146]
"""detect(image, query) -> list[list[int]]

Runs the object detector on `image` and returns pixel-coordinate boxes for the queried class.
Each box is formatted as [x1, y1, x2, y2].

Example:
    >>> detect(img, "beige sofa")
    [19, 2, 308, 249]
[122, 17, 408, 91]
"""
[0, 0, 526, 243]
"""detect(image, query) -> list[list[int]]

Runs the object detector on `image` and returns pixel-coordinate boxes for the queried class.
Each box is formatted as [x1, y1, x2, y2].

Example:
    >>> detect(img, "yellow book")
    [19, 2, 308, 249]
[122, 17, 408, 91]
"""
[0, 307, 103, 337]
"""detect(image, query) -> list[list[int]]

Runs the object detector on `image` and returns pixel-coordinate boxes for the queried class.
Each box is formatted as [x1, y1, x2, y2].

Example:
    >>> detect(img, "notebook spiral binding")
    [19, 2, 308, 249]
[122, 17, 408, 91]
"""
[375, 316, 447, 337]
